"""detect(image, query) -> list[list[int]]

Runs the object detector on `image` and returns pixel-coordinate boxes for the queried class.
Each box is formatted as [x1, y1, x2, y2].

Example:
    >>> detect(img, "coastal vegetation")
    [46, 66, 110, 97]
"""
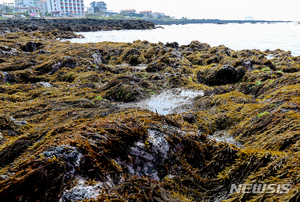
[0, 19, 299, 201]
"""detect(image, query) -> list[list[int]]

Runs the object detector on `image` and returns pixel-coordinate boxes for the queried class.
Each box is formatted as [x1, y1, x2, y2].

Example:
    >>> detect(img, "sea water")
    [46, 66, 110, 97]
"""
[67, 22, 300, 56]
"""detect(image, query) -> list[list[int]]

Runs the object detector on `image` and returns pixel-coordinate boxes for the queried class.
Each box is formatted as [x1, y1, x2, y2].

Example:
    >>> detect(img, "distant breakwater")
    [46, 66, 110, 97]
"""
[149, 19, 290, 25]
[0, 18, 155, 33]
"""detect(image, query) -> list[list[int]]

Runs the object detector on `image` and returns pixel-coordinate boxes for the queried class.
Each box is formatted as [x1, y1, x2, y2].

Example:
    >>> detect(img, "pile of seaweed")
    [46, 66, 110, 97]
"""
[0, 30, 300, 202]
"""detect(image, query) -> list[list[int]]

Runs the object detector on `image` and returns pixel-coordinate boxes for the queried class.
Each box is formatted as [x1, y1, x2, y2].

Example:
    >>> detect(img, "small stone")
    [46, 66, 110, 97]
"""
[183, 113, 196, 123]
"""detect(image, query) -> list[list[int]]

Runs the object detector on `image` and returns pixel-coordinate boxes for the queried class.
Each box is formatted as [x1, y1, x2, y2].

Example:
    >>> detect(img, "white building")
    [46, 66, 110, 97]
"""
[15, 4, 39, 13]
[47, 0, 85, 17]
[22, 0, 35, 6]
[87, 7, 94, 13]
[153, 12, 165, 18]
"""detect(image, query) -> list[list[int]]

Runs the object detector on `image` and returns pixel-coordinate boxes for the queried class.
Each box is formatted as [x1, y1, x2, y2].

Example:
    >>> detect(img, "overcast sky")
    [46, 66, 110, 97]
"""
[87, 0, 300, 21]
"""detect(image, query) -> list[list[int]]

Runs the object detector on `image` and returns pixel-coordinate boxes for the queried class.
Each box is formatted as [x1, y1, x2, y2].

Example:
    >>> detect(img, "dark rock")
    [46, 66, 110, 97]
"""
[122, 48, 140, 66]
[49, 57, 77, 74]
[116, 129, 169, 181]
[236, 66, 246, 81]
[197, 65, 245, 86]
[183, 113, 196, 123]
[80, 83, 96, 89]
[263, 60, 276, 70]
[146, 62, 167, 72]
[214, 65, 238, 85]
[242, 60, 254, 71]
[206, 55, 221, 64]
[21, 41, 43, 52]
[128, 55, 139, 66]
[165, 42, 179, 49]
[49, 61, 62, 75]
[62, 57, 77, 69]
[0, 19, 155, 34]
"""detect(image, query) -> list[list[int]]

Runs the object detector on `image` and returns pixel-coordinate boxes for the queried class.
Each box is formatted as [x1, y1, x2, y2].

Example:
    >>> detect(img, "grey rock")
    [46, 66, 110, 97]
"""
[42, 145, 83, 168]
[10, 117, 27, 126]
[91, 51, 102, 65]
[38, 82, 53, 88]
[116, 129, 169, 181]
[0, 72, 14, 83]
[60, 187, 93, 202]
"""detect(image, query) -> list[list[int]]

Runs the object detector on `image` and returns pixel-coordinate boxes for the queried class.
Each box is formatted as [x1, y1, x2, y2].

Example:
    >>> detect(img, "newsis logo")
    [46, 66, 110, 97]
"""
[230, 184, 291, 194]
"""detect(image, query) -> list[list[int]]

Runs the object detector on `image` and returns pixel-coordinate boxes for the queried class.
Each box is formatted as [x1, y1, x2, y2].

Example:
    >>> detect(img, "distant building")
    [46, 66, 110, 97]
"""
[15, 4, 39, 13]
[152, 12, 165, 18]
[35, 0, 47, 13]
[244, 16, 254, 21]
[15, 0, 46, 7]
[22, 0, 35, 6]
[47, 0, 60, 16]
[47, 0, 85, 17]
[87, 7, 94, 13]
[3, 2, 14, 9]
[90, 1, 107, 13]
[121, 9, 135, 15]
[140, 10, 152, 17]
[0, 4, 5, 10]
[14, 0, 23, 6]
[1, 13, 14, 18]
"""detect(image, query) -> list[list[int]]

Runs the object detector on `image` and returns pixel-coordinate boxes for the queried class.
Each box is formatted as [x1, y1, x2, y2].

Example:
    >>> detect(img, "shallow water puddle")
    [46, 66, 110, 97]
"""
[118, 88, 204, 115]
[208, 131, 243, 148]
[117, 63, 148, 70]
[266, 54, 275, 59]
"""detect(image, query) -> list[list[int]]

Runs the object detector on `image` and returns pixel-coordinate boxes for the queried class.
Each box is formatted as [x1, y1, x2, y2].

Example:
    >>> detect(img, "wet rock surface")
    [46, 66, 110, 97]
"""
[0, 26, 299, 202]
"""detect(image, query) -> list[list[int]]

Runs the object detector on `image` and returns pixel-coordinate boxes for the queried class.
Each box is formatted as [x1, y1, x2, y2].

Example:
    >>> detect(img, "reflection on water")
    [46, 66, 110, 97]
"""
[67, 22, 300, 56]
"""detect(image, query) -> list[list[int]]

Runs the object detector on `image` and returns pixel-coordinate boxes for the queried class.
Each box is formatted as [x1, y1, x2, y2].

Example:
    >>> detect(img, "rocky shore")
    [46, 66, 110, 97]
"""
[0, 20, 300, 202]
[0, 18, 155, 38]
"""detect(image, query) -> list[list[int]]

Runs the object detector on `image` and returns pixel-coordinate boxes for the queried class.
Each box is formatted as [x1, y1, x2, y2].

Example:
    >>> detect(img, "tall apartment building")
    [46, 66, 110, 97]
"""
[47, 0, 85, 16]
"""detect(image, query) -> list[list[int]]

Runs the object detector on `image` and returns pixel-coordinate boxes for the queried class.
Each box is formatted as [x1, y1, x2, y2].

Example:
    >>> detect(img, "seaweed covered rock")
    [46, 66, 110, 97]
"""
[102, 76, 149, 102]
[197, 64, 245, 86]
[21, 41, 43, 52]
